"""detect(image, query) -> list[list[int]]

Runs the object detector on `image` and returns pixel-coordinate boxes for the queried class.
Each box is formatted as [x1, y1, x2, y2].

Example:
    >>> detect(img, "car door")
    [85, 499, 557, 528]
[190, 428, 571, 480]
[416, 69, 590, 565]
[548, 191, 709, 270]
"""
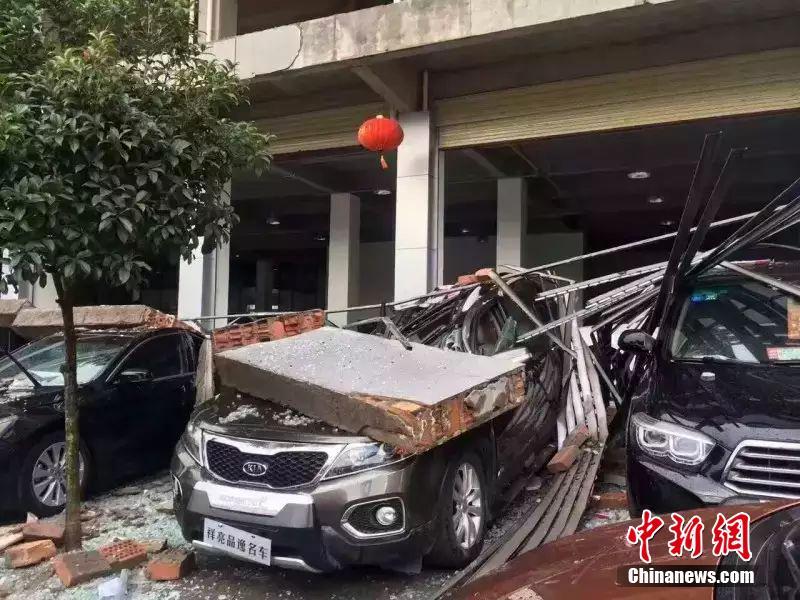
[101, 332, 192, 477]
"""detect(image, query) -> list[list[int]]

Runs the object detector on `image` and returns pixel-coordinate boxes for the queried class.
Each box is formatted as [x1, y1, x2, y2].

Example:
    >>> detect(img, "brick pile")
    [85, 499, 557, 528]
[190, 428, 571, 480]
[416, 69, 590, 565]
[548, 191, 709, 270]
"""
[211, 309, 325, 352]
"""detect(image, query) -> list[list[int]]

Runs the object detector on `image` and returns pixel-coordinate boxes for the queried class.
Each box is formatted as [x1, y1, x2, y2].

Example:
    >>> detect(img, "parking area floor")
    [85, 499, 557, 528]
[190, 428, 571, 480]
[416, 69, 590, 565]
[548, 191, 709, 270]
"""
[0, 458, 631, 600]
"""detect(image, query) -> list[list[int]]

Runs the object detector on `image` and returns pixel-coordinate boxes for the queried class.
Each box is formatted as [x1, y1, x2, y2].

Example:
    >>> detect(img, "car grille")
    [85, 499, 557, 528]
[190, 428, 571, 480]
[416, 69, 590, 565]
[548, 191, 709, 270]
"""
[724, 441, 800, 499]
[206, 439, 328, 488]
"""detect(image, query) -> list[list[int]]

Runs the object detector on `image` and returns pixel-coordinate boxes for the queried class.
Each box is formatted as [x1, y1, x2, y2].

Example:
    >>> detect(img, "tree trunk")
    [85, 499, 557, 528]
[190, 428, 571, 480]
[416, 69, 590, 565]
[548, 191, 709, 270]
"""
[54, 278, 82, 550]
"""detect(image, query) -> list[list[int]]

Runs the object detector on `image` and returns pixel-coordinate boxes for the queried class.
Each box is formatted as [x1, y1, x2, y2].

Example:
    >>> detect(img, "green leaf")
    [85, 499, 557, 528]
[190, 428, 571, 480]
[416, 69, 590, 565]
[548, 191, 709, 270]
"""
[70, 139, 80, 154]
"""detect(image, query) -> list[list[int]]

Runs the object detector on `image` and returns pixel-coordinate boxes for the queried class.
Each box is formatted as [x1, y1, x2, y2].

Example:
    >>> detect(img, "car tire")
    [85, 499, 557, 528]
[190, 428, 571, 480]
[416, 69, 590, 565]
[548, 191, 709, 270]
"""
[19, 433, 89, 517]
[425, 450, 488, 568]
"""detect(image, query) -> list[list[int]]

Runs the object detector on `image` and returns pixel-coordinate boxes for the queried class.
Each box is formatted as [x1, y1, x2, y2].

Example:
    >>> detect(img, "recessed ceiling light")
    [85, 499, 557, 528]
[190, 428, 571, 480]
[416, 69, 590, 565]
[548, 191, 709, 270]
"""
[234, 254, 240, 259]
[314, 233, 327, 242]
[267, 215, 281, 226]
[461, 227, 470, 235]
[628, 170, 651, 180]
[375, 189, 392, 196]
[648, 196, 664, 204]
[661, 220, 675, 227]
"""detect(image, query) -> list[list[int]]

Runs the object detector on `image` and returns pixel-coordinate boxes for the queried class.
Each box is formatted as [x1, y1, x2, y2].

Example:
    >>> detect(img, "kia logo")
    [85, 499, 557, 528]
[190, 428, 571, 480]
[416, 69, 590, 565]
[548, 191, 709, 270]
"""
[242, 461, 268, 477]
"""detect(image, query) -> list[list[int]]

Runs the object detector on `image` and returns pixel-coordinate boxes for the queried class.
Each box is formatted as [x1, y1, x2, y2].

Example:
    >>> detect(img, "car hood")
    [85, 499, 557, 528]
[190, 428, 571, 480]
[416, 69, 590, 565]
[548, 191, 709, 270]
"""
[194, 392, 370, 445]
[649, 359, 800, 450]
[0, 384, 63, 418]
[450, 501, 788, 600]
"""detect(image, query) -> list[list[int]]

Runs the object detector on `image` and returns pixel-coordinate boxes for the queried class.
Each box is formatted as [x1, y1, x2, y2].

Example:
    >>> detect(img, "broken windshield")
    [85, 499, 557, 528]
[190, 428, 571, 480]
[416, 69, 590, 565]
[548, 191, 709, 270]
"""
[0, 335, 129, 389]
[670, 280, 800, 364]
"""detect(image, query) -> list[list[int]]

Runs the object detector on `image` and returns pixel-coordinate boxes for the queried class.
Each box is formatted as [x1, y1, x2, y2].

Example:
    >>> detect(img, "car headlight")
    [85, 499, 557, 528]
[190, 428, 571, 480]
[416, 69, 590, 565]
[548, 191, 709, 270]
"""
[322, 442, 404, 480]
[182, 419, 204, 464]
[0, 416, 16, 438]
[632, 412, 714, 466]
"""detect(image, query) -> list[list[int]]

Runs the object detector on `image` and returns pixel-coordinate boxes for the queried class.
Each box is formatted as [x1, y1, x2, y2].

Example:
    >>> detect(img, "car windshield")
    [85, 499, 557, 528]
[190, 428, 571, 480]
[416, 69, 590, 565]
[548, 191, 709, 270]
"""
[671, 279, 800, 364]
[0, 335, 129, 388]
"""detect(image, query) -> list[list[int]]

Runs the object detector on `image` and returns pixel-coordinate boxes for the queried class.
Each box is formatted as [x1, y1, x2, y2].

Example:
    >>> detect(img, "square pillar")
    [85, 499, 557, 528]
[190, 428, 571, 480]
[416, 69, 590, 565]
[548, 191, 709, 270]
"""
[178, 240, 204, 319]
[497, 177, 528, 268]
[327, 193, 360, 325]
[198, 0, 238, 42]
[394, 111, 443, 301]
[255, 258, 273, 311]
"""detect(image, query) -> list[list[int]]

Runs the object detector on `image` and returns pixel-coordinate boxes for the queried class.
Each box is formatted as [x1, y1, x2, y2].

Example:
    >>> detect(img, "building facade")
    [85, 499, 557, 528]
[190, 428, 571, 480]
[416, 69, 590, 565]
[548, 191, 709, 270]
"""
[22, 0, 800, 322]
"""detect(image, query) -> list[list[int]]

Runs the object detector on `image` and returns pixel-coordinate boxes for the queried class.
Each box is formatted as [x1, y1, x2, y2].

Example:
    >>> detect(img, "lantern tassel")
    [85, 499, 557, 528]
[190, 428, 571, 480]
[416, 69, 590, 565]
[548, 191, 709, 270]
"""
[380, 154, 388, 170]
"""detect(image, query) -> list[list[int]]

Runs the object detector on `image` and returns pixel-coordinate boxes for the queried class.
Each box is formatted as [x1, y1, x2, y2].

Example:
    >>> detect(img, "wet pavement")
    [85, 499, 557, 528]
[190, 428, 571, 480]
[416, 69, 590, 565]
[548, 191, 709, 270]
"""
[0, 450, 631, 600]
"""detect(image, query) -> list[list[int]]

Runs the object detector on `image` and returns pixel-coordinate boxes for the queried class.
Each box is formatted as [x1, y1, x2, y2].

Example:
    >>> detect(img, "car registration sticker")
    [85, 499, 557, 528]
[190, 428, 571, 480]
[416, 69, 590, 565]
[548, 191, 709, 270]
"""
[203, 518, 271, 566]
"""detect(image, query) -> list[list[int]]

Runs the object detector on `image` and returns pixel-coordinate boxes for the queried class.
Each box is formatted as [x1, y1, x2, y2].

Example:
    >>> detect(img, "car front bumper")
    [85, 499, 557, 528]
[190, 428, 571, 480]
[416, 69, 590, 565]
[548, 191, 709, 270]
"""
[171, 442, 439, 572]
[628, 456, 765, 514]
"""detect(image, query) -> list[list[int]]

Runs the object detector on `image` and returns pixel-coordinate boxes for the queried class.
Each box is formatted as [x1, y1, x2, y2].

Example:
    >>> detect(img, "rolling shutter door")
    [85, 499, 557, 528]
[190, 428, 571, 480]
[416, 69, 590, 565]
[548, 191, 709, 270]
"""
[255, 102, 386, 155]
[436, 48, 800, 149]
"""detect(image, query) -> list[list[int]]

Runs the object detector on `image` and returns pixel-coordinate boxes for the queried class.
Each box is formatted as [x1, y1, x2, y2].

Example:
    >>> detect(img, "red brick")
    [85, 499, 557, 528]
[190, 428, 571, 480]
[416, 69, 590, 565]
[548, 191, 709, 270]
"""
[456, 274, 479, 286]
[592, 491, 629, 510]
[22, 520, 65, 546]
[474, 268, 494, 282]
[547, 445, 580, 473]
[563, 425, 591, 449]
[0, 532, 23, 552]
[145, 549, 196, 581]
[98, 540, 147, 570]
[53, 551, 113, 587]
[4, 539, 56, 568]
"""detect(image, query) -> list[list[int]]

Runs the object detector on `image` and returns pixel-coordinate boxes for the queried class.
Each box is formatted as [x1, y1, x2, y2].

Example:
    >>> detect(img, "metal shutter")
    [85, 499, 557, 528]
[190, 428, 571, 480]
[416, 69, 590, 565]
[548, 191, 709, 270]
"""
[435, 48, 800, 149]
[256, 102, 386, 155]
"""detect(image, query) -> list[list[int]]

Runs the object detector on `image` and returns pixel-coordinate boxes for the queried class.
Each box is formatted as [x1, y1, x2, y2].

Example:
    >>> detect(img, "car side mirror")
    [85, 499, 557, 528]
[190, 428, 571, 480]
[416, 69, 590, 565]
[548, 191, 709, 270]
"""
[116, 369, 150, 384]
[618, 329, 656, 354]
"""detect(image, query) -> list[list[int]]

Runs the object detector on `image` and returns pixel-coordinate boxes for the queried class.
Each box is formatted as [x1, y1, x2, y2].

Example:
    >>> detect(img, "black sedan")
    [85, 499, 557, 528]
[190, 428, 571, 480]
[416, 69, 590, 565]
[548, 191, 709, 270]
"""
[620, 262, 800, 515]
[0, 327, 202, 516]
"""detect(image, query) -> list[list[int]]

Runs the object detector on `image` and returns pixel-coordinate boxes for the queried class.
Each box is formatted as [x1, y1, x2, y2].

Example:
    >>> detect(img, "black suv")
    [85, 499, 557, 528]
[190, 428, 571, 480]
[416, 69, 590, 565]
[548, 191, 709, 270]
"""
[0, 328, 202, 516]
[621, 262, 800, 515]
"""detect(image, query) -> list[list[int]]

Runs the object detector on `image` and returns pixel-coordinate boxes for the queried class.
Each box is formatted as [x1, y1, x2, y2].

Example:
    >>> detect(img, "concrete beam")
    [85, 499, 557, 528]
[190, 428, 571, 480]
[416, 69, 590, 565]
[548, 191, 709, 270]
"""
[352, 63, 419, 112]
[215, 0, 689, 80]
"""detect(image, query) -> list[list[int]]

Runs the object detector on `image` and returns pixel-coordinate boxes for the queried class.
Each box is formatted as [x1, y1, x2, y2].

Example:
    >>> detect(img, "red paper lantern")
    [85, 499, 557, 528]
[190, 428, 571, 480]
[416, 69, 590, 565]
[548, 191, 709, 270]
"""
[357, 114, 404, 169]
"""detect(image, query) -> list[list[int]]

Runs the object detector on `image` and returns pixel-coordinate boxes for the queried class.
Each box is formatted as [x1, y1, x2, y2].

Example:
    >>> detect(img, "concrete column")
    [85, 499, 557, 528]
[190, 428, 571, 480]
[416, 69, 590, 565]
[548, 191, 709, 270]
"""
[327, 193, 360, 325]
[255, 258, 273, 312]
[30, 277, 59, 308]
[394, 111, 443, 301]
[178, 241, 204, 319]
[198, 0, 238, 43]
[199, 240, 230, 327]
[497, 178, 528, 268]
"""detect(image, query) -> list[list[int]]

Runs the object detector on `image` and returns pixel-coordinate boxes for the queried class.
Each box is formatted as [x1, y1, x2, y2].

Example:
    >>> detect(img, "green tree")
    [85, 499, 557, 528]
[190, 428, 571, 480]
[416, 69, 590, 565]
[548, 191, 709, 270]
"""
[0, 0, 270, 549]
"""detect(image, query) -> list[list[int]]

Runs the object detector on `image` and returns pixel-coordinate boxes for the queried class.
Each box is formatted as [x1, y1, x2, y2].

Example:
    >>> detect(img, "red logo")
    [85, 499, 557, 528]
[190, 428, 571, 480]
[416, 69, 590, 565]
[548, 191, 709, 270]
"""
[711, 512, 752, 561]
[627, 511, 751, 563]
[626, 509, 664, 563]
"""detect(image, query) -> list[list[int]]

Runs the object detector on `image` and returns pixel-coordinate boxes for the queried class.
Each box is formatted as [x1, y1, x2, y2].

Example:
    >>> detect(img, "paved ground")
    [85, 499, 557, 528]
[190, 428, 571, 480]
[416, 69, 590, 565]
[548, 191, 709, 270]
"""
[0, 452, 631, 600]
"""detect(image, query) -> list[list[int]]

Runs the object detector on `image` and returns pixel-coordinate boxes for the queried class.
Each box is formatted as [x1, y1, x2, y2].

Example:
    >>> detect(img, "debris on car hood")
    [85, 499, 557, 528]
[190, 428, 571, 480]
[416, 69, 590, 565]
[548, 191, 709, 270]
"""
[214, 326, 525, 453]
[10, 304, 197, 339]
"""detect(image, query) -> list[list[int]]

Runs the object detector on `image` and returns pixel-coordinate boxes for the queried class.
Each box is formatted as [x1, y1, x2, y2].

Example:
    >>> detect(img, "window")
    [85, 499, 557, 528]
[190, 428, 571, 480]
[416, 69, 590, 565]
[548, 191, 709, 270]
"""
[120, 335, 183, 380]
[0, 335, 128, 388]
[671, 281, 800, 364]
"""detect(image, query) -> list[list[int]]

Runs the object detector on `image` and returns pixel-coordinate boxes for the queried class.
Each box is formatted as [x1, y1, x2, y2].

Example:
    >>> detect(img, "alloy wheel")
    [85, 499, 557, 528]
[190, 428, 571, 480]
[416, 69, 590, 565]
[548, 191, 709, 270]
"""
[452, 462, 483, 550]
[31, 442, 84, 507]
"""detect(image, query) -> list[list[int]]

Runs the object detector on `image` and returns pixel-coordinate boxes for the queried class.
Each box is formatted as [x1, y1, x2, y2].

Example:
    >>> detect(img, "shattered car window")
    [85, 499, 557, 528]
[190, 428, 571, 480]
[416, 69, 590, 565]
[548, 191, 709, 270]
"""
[671, 280, 800, 364]
[0, 335, 128, 388]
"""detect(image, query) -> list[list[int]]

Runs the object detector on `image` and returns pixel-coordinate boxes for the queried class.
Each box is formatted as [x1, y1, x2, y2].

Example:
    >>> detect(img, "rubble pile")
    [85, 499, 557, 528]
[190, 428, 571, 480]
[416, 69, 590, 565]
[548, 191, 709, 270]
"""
[0, 472, 193, 600]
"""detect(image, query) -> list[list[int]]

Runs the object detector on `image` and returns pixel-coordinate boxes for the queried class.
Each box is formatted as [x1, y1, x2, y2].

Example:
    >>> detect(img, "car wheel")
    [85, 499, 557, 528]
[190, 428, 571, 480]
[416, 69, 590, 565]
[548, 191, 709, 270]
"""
[426, 450, 487, 568]
[19, 433, 88, 517]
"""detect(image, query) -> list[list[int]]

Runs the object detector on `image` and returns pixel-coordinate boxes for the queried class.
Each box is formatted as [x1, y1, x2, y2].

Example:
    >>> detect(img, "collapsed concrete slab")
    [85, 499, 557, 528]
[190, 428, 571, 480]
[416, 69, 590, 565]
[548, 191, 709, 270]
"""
[214, 326, 525, 453]
[0, 299, 31, 328]
[11, 305, 193, 339]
